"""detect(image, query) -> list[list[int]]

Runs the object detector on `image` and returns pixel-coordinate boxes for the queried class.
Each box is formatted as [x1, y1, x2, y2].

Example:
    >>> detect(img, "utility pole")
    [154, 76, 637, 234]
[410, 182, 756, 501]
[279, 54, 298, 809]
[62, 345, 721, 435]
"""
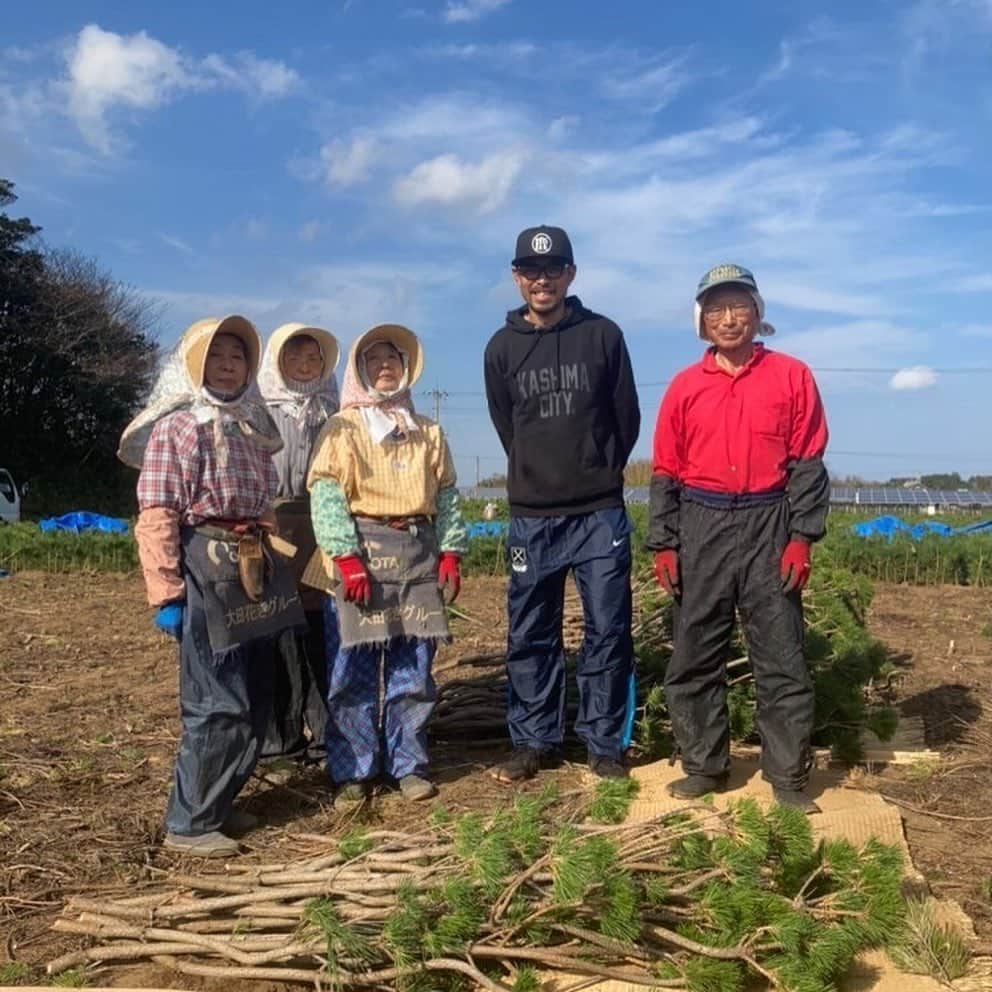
[428, 386, 448, 424]
[475, 455, 480, 486]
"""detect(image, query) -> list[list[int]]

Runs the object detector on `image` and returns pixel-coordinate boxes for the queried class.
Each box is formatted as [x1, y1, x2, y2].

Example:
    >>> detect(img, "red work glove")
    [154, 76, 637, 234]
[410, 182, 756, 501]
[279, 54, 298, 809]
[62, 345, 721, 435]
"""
[780, 539, 812, 594]
[653, 550, 680, 597]
[333, 554, 371, 605]
[438, 552, 461, 604]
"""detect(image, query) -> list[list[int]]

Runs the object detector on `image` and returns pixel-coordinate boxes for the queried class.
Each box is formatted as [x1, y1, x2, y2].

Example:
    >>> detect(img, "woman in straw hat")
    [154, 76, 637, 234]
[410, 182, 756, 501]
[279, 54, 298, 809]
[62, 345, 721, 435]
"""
[119, 316, 305, 857]
[257, 323, 341, 769]
[303, 324, 466, 804]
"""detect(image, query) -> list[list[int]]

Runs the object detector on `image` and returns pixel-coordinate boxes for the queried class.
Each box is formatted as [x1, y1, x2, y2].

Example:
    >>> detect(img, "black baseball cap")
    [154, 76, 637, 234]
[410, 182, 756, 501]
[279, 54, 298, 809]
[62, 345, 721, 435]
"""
[512, 225, 574, 265]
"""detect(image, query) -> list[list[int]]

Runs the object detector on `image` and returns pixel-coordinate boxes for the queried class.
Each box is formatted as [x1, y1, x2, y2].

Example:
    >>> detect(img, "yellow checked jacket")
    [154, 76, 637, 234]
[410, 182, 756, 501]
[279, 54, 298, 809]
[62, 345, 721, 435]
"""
[301, 407, 467, 593]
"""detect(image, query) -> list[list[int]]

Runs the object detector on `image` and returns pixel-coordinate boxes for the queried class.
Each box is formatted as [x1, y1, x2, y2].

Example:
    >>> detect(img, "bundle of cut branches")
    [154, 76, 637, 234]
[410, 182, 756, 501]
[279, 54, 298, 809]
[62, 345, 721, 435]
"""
[49, 790, 906, 992]
[436, 564, 897, 764]
[432, 575, 671, 743]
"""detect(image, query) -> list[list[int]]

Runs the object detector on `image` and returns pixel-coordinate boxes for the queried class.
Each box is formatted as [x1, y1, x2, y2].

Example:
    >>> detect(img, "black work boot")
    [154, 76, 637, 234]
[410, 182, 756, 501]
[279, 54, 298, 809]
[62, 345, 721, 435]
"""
[666, 773, 729, 799]
[491, 747, 559, 784]
[589, 754, 628, 779]
[772, 787, 820, 814]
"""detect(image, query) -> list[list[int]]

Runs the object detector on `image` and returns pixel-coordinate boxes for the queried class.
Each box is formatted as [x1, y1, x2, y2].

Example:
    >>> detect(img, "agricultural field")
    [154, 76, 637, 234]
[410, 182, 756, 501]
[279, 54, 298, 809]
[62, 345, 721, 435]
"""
[0, 511, 991, 989]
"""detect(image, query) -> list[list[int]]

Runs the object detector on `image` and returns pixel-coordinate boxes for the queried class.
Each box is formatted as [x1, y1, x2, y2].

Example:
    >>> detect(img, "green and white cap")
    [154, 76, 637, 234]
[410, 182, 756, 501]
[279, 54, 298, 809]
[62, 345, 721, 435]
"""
[693, 263, 775, 339]
[695, 263, 759, 300]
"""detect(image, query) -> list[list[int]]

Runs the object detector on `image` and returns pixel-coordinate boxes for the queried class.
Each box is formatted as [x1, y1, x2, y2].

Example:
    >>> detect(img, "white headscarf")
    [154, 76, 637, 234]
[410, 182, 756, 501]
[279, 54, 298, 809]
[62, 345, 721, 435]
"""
[118, 316, 282, 469]
[257, 323, 341, 426]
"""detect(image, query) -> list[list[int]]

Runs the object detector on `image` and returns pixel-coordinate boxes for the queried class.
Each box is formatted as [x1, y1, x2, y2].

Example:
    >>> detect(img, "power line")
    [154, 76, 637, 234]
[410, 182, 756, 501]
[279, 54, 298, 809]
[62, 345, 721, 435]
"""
[421, 366, 992, 403]
[424, 386, 448, 423]
[827, 449, 992, 462]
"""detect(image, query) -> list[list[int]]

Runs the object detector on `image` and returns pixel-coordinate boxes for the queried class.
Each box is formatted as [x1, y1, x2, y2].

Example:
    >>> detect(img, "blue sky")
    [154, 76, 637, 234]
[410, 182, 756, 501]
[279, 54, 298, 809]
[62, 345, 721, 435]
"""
[2, 0, 991, 485]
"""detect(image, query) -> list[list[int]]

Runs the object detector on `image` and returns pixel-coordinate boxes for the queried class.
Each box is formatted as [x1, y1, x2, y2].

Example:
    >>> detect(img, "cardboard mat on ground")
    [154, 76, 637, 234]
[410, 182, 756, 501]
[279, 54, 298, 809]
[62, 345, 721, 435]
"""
[540, 756, 992, 992]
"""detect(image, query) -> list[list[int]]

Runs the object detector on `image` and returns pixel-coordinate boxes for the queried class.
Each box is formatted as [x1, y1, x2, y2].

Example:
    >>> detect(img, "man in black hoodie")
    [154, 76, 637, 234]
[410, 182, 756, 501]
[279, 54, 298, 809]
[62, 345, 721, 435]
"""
[484, 225, 641, 782]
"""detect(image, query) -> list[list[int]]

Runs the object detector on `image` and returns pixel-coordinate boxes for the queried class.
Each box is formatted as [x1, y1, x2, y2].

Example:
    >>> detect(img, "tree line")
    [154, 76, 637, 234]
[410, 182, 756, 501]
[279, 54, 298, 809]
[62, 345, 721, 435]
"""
[482, 465, 992, 492]
[0, 179, 159, 516]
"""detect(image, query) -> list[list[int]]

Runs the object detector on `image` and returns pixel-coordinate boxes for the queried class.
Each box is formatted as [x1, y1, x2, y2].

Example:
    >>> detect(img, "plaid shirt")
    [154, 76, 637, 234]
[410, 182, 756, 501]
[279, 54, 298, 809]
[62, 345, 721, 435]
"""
[137, 411, 278, 524]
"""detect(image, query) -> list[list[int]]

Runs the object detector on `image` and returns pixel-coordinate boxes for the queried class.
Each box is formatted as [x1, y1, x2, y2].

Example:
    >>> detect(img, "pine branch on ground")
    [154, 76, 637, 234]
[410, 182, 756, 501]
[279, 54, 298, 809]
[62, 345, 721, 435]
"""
[50, 794, 910, 992]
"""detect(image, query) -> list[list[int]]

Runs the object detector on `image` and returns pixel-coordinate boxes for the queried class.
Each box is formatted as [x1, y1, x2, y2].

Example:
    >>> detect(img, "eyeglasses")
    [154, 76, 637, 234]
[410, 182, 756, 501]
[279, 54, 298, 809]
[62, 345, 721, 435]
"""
[701, 302, 753, 320]
[514, 263, 569, 281]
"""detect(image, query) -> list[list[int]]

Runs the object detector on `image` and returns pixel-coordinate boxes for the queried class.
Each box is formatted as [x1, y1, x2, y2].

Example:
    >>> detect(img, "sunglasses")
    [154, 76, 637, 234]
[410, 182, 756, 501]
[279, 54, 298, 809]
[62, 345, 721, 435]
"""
[514, 262, 571, 281]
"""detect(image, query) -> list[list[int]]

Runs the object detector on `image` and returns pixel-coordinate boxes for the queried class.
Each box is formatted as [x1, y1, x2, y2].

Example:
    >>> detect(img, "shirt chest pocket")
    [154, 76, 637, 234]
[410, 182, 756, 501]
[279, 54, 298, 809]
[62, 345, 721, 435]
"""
[751, 400, 790, 438]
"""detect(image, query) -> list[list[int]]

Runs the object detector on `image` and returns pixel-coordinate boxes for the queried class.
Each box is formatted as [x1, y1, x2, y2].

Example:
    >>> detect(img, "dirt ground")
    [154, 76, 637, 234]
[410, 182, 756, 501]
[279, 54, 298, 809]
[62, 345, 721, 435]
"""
[1, 572, 991, 987]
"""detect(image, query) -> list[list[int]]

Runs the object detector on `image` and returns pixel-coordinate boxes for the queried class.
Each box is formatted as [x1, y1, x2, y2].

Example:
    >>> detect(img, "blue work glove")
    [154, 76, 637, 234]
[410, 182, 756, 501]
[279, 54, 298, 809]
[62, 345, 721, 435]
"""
[154, 602, 184, 641]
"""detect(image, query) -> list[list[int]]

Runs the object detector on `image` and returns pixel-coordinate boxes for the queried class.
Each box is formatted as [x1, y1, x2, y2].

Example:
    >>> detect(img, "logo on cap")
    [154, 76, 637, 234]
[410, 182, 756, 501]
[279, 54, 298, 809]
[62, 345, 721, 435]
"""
[531, 233, 553, 254]
[708, 264, 747, 282]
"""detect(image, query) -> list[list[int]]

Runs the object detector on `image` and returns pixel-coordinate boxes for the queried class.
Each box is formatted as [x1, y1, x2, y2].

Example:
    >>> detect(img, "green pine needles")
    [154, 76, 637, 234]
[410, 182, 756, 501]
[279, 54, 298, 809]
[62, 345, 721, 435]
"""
[57, 792, 926, 992]
[586, 775, 640, 824]
[630, 561, 898, 763]
[889, 896, 971, 982]
[372, 795, 908, 991]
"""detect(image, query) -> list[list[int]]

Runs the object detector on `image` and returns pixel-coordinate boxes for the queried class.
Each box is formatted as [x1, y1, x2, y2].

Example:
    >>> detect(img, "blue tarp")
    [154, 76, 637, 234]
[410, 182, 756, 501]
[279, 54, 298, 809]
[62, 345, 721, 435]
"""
[38, 512, 129, 535]
[957, 519, 992, 535]
[852, 515, 992, 541]
[467, 520, 508, 539]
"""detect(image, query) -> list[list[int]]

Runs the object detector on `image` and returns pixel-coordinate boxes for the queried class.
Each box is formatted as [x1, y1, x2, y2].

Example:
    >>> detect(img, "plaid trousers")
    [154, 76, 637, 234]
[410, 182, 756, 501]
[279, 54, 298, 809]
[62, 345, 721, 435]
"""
[323, 597, 436, 783]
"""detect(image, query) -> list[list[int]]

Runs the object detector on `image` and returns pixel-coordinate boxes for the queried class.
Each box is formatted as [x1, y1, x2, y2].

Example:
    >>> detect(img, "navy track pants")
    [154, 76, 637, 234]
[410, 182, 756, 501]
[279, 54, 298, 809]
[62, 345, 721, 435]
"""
[505, 507, 634, 760]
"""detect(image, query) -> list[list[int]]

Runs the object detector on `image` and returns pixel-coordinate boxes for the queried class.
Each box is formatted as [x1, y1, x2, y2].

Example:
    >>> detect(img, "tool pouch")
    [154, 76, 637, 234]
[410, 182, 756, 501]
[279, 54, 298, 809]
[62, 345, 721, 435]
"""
[237, 531, 269, 601]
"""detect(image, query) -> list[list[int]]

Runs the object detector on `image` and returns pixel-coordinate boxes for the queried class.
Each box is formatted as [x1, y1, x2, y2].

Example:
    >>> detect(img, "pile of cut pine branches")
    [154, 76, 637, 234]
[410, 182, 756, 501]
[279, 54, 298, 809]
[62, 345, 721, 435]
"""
[436, 564, 897, 763]
[50, 789, 906, 992]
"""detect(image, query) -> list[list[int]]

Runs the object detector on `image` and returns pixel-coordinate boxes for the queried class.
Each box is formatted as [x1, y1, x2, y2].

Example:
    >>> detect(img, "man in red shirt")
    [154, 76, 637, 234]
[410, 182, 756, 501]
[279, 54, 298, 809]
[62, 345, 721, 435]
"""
[648, 263, 829, 812]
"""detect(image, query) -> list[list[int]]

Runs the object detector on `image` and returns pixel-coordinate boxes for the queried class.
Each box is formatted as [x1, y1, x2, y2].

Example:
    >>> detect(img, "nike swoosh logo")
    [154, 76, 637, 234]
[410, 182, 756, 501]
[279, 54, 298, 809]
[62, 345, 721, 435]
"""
[612, 538, 625, 547]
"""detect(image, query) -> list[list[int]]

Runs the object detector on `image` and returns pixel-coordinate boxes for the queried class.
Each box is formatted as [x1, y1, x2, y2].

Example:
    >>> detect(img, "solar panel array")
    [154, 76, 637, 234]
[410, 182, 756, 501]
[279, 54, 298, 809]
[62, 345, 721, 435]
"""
[461, 485, 992, 507]
[829, 487, 992, 507]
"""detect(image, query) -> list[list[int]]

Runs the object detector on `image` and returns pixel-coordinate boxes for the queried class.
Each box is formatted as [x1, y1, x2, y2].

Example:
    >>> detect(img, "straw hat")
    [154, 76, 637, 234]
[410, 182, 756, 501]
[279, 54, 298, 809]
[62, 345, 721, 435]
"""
[181, 315, 261, 389]
[349, 323, 424, 388]
[268, 322, 340, 386]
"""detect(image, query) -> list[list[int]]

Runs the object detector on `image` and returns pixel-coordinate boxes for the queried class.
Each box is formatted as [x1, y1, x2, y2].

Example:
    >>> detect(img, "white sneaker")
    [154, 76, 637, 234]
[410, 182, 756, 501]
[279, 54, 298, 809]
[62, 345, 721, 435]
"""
[399, 775, 438, 801]
[163, 830, 240, 858]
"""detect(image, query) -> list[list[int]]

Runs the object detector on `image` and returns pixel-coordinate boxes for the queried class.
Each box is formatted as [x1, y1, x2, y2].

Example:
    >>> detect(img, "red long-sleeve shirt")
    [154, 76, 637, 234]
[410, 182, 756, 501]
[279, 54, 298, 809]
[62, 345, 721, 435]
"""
[652, 344, 828, 493]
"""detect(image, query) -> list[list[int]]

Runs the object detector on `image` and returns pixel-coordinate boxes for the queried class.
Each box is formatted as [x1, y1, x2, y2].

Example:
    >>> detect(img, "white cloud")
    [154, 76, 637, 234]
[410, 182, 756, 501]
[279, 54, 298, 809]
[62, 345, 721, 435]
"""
[297, 94, 532, 209]
[599, 53, 690, 111]
[548, 115, 578, 142]
[299, 220, 324, 243]
[425, 40, 537, 60]
[890, 366, 938, 390]
[200, 52, 300, 98]
[319, 136, 379, 187]
[244, 217, 268, 240]
[393, 149, 526, 213]
[958, 323, 992, 337]
[954, 274, 992, 292]
[159, 233, 194, 254]
[443, 0, 511, 24]
[379, 95, 518, 148]
[760, 321, 929, 378]
[761, 279, 885, 318]
[147, 261, 458, 345]
[65, 24, 190, 153]
[60, 24, 299, 153]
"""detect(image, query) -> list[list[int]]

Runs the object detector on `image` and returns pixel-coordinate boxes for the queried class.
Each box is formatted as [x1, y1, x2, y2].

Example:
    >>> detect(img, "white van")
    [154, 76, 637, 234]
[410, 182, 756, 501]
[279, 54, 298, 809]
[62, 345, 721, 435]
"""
[0, 468, 22, 524]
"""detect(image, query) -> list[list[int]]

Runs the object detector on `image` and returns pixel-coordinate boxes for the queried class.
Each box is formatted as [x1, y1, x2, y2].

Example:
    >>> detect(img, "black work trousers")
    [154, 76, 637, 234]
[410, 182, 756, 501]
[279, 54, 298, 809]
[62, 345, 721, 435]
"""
[261, 609, 331, 761]
[665, 498, 813, 790]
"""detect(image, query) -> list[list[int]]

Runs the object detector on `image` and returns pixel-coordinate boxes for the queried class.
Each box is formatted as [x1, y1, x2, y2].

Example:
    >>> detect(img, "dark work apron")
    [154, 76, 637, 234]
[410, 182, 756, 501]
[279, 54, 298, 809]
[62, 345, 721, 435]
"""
[334, 517, 450, 649]
[181, 526, 306, 653]
[273, 495, 321, 611]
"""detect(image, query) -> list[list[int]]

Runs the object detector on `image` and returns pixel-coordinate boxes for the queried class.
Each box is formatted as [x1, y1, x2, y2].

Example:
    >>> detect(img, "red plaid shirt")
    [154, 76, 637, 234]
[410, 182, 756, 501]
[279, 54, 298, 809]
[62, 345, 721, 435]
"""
[137, 411, 278, 524]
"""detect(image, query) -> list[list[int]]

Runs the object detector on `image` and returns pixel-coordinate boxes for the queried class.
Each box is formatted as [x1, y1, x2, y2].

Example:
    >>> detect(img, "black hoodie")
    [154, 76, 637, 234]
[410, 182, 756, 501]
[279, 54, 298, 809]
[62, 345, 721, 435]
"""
[484, 296, 641, 516]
